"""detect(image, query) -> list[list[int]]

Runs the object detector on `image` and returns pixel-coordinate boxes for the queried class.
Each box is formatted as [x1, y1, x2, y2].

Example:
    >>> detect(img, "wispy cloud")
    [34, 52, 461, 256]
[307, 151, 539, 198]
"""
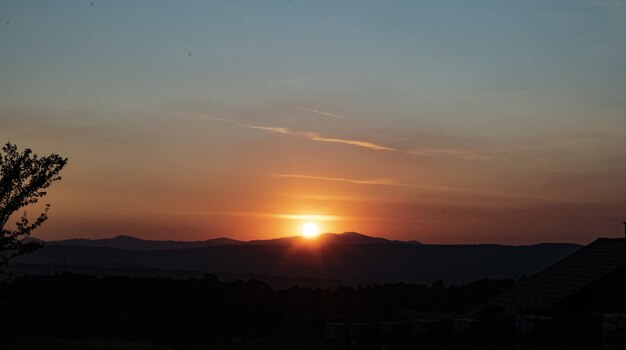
[301, 132, 398, 151]
[241, 123, 398, 152]
[408, 148, 509, 162]
[271, 173, 404, 186]
[180, 114, 396, 152]
[243, 125, 291, 134]
[270, 173, 555, 200]
[155, 210, 429, 223]
[245, 123, 506, 159]
[289, 193, 374, 202]
[182, 114, 507, 159]
[296, 107, 346, 119]
[156, 210, 340, 221]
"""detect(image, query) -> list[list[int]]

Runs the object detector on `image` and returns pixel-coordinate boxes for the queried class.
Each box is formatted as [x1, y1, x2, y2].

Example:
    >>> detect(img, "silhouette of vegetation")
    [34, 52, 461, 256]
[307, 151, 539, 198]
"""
[0, 273, 514, 349]
[0, 143, 67, 269]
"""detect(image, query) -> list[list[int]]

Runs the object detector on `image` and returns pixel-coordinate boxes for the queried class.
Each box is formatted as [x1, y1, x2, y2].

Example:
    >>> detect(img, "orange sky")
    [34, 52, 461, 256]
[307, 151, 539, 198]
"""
[4, 109, 624, 244]
[1, 2, 625, 244]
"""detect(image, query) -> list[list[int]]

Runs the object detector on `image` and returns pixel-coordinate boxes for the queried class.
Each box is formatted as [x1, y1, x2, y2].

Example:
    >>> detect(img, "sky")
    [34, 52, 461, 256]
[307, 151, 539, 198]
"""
[1, 0, 625, 244]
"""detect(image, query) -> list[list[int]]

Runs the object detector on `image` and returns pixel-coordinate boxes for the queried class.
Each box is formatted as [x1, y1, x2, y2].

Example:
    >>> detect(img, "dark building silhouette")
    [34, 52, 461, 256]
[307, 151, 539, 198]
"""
[465, 237, 626, 349]
[468, 238, 626, 318]
[327, 238, 626, 349]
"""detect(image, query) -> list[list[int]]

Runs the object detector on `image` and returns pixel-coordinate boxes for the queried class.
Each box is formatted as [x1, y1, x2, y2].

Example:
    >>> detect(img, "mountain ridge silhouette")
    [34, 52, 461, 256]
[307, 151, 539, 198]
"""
[47, 232, 420, 250]
[20, 232, 582, 286]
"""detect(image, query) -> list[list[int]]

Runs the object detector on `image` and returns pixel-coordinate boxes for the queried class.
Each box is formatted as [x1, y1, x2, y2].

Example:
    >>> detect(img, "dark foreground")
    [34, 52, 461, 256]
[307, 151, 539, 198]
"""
[0, 273, 512, 349]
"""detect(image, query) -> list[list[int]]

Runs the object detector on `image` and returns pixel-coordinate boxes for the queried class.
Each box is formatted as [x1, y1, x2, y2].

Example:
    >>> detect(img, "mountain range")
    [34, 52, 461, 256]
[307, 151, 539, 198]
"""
[46, 232, 420, 250]
[47, 235, 243, 251]
[14, 232, 582, 287]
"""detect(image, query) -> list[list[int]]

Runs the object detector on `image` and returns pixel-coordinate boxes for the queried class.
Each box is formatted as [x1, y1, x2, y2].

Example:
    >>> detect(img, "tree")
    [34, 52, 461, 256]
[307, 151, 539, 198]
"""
[0, 143, 67, 268]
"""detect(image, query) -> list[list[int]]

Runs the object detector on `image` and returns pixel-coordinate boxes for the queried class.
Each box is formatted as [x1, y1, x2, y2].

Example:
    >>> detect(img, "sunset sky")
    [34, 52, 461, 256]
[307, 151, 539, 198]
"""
[1, 1, 625, 244]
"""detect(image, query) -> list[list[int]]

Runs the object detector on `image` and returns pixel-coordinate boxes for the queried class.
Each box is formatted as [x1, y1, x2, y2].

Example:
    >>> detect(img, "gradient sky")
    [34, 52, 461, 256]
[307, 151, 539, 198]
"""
[1, 1, 625, 244]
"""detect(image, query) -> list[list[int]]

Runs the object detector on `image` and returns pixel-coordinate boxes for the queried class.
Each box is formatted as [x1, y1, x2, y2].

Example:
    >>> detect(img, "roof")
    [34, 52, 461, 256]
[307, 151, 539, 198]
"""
[468, 238, 626, 317]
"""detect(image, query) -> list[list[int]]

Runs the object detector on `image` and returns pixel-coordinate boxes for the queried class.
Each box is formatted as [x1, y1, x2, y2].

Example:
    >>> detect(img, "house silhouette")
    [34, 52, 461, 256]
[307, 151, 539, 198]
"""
[468, 237, 626, 318]
[326, 237, 626, 349]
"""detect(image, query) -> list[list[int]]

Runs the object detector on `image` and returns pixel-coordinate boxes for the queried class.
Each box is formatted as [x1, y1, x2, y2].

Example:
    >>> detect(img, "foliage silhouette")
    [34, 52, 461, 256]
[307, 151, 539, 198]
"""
[0, 273, 514, 349]
[0, 142, 67, 268]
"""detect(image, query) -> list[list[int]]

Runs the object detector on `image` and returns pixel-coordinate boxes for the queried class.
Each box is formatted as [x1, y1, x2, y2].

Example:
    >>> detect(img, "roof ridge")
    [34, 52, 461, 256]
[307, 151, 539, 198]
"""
[466, 237, 626, 318]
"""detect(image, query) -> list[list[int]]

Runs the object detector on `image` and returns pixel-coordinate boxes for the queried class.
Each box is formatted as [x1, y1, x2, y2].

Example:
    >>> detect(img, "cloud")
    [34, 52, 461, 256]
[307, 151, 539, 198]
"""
[243, 125, 291, 134]
[240, 123, 399, 152]
[270, 173, 561, 201]
[155, 210, 339, 221]
[246, 124, 510, 159]
[300, 132, 398, 151]
[154, 210, 427, 223]
[270, 173, 404, 186]
[180, 114, 396, 152]
[296, 107, 347, 119]
[408, 148, 509, 162]
[289, 193, 375, 202]
[182, 114, 507, 159]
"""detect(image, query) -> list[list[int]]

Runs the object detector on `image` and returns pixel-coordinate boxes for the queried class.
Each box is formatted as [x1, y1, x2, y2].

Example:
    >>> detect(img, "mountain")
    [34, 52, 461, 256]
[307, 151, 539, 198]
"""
[47, 235, 243, 251]
[16, 232, 581, 286]
[47, 232, 415, 250]
[245, 232, 416, 246]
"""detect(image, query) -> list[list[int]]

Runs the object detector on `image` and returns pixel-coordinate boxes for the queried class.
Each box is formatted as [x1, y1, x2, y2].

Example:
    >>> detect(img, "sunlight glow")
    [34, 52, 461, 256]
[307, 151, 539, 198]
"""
[301, 223, 319, 238]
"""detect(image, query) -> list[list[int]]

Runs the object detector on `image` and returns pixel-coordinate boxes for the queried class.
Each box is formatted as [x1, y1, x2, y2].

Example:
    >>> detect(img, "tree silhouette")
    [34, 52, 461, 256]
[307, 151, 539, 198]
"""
[0, 143, 67, 268]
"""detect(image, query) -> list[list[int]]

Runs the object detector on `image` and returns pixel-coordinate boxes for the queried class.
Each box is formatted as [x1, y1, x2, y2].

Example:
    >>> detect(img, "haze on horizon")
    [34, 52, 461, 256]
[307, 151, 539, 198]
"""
[1, 1, 625, 244]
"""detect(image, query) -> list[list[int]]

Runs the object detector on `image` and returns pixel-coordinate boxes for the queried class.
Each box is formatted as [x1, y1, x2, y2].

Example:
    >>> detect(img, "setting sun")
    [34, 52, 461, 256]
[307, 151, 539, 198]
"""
[301, 223, 319, 238]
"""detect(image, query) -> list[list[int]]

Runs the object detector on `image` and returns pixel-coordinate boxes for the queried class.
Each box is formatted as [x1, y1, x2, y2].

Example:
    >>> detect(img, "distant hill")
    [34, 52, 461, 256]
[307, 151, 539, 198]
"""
[47, 232, 416, 250]
[47, 235, 244, 251]
[245, 232, 418, 246]
[17, 232, 581, 286]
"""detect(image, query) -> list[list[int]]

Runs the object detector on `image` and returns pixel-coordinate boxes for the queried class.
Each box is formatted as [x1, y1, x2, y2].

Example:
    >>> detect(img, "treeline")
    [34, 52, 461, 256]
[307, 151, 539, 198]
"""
[0, 274, 514, 349]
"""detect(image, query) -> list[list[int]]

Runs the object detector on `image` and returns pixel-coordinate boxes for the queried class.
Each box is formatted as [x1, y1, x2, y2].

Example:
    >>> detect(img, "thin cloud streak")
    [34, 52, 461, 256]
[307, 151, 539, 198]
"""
[270, 173, 567, 201]
[408, 148, 509, 162]
[156, 210, 429, 223]
[241, 123, 398, 152]
[301, 132, 398, 151]
[244, 125, 291, 134]
[183, 114, 507, 159]
[181, 115, 397, 152]
[296, 107, 347, 119]
[157, 210, 340, 221]
[290, 193, 378, 202]
[271, 173, 403, 186]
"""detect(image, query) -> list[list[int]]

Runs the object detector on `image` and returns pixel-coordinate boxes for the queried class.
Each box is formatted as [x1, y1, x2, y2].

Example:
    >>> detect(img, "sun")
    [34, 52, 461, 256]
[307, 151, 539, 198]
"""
[301, 223, 319, 239]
